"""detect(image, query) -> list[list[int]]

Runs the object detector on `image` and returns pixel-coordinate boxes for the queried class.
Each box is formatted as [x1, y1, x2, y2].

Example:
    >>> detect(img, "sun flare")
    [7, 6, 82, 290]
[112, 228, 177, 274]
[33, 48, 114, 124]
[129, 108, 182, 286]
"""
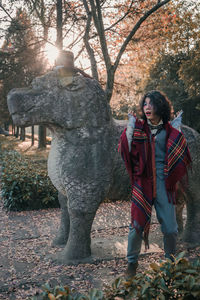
[44, 43, 59, 66]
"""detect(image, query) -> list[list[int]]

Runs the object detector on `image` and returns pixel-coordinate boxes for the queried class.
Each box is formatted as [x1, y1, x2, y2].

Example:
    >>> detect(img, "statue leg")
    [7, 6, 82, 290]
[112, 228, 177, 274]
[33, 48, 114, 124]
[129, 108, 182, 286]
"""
[175, 185, 186, 235]
[61, 207, 97, 262]
[176, 202, 184, 235]
[183, 190, 200, 245]
[56, 181, 107, 262]
[52, 192, 70, 246]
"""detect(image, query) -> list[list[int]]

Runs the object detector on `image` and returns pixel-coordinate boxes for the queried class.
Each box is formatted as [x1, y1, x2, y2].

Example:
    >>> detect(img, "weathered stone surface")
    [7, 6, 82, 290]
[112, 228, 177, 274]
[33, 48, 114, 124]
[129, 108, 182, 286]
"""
[181, 126, 200, 244]
[7, 69, 200, 262]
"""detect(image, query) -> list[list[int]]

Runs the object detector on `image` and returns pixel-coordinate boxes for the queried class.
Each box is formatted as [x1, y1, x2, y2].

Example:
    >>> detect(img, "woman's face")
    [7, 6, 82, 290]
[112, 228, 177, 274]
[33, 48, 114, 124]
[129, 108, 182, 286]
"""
[143, 97, 161, 124]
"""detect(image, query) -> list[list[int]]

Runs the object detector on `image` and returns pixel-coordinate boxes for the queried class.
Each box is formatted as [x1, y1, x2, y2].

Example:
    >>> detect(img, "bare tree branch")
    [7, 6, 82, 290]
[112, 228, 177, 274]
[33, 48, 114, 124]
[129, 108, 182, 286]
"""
[82, 0, 172, 102]
[105, 0, 134, 32]
[88, 0, 112, 70]
[24, 0, 56, 41]
[74, 44, 85, 61]
[66, 29, 85, 49]
[0, 4, 13, 20]
[113, 0, 172, 73]
[82, 0, 99, 80]
[85, 0, 115, 100]
[83, 13, 99, 80]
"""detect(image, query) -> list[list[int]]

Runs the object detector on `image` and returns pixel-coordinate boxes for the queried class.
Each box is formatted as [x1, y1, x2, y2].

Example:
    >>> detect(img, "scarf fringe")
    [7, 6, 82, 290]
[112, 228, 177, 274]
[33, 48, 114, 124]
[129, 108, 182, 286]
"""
[143, 223, 150, 250]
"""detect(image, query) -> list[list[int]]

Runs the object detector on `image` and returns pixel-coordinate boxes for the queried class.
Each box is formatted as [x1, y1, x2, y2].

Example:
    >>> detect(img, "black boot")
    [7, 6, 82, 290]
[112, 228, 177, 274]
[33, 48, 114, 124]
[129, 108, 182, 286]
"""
[164, 232, 177, 261]
[125, 262, 138, 279]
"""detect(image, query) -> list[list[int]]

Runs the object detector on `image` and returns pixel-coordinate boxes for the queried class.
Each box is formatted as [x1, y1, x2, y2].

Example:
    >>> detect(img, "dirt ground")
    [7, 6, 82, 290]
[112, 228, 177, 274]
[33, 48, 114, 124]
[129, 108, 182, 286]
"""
[1, 198, 200, 300]
[0, 136, 200, 299]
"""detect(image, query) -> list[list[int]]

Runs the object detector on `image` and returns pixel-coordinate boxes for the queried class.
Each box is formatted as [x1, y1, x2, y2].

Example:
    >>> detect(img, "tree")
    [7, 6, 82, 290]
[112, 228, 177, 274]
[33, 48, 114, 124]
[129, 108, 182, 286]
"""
[142, 52, 200, 132]
[108, 7, 176, 116]
[23, 0, 57, 148]
[179, 41, 200, 98]
[163, 0, 200, 55]
[0, 8, 45, 134]
[1, 1, 174, 104]
[140, 0, 200, 131]
[82, 0, 172, 102]
[0, 51, 12, 124]
[110, 0, 200, 116]
[144, 53, 188, 107]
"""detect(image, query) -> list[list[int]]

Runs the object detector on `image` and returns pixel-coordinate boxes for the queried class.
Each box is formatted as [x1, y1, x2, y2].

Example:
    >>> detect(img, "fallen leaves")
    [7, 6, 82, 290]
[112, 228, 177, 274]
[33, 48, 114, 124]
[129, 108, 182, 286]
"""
[0, 199, 199, 300]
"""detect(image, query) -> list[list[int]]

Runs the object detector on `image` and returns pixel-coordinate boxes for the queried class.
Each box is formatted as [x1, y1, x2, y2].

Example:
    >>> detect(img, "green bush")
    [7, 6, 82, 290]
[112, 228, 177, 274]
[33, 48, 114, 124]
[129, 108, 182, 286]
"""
[34, 253, 200, 300]
[0, 150, 59, 211]
[33, 284, 103, 300]
[105, 252, 200, 299]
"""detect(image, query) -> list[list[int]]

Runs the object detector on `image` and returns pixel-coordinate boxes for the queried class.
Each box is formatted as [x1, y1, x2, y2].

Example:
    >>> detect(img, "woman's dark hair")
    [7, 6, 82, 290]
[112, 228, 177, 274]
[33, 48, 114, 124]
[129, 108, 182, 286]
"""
[140, 90, 172, 124]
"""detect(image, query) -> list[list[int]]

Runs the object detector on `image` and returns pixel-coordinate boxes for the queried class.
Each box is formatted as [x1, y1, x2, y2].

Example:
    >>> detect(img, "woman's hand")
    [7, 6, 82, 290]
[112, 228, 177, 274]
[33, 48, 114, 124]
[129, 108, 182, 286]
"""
[175, 110, 183, 118]
[128, 111, 137, 118]
[170, 110, 183, 130]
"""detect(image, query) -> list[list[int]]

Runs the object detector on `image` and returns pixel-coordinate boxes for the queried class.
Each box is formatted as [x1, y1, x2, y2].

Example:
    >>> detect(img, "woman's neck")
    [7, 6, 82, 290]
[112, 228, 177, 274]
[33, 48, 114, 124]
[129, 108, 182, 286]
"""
[148, 117, 162, 125]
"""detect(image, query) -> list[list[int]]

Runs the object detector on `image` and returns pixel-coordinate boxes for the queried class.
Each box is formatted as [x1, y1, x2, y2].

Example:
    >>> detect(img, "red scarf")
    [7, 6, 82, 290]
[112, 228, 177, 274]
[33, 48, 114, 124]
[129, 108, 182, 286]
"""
[119, 119, 192, 247]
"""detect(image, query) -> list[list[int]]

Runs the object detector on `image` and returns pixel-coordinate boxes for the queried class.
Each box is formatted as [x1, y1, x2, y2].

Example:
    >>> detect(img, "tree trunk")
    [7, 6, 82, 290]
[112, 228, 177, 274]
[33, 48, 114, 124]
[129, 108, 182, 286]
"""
[15, 126, 19, 138]
[38, 125, 46, 149]
[56, 0, 63, 50]
[12, 123, 15, 135]
[4, 122, 9, 131]
[20, 127, 25, 141]
[106, 67, 115, 102]
[31, 126, 34, 146]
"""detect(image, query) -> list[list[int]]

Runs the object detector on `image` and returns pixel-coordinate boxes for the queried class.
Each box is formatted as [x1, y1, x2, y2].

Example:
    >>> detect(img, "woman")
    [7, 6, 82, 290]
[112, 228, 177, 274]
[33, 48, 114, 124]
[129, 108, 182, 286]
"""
[119, 90, 191, 277]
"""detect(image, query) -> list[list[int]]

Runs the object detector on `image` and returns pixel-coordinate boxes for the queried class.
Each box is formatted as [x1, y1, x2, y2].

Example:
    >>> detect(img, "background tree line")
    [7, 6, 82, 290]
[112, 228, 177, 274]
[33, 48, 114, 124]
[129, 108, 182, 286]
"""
[0, 0, 199, 146]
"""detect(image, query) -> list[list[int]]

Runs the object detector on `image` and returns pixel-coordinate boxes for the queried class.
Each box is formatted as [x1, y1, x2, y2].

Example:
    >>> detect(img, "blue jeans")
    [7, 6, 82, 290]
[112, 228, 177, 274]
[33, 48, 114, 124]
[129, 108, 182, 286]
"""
[127, 176, 178, 263]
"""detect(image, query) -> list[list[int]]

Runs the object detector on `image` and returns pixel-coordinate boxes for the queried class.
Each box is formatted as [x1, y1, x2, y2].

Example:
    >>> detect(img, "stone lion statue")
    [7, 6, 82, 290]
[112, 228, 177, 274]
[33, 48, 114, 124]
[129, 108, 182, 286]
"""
[7, 65, 200, 263]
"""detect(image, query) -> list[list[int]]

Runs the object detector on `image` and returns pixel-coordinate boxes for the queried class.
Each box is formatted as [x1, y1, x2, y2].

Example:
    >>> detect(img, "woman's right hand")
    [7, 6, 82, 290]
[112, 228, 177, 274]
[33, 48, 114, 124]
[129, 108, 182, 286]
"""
[128, 111, 136, 118]
[170, 110, 183, 131]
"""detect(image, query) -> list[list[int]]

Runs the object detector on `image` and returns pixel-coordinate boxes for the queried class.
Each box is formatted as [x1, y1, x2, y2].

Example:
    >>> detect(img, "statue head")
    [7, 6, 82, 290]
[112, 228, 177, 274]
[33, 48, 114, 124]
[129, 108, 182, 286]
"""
[7, 71, 111, 131]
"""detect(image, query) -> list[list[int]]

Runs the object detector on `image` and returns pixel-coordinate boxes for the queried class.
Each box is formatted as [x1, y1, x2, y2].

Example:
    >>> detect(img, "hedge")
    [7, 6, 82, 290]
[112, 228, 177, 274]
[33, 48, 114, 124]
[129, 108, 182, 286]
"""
[0, 150, 59, 211]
